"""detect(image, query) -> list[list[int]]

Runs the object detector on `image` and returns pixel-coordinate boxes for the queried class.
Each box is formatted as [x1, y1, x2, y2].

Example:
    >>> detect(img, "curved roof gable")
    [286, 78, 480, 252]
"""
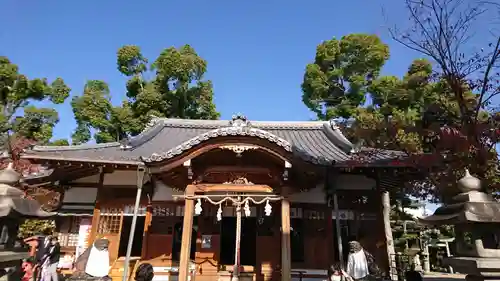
[22, 114, 357, 165]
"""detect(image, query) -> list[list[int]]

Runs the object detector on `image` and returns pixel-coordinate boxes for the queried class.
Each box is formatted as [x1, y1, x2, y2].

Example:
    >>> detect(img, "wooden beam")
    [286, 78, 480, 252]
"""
[189, 184, 273, 193]
[148, 138, 293, 173]
[63, 182, 138, 188]
[200, 165, 274, 174]
[21, 155, 142, 167]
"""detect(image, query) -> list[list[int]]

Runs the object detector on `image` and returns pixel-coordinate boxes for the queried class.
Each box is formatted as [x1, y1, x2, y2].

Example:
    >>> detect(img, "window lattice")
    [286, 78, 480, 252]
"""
[97, 215, 121, 234]
[57, 233, 79, 247]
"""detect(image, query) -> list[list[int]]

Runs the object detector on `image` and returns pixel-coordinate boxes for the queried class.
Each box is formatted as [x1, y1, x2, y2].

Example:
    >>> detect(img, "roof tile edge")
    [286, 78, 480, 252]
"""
[31, 141, 121, 152]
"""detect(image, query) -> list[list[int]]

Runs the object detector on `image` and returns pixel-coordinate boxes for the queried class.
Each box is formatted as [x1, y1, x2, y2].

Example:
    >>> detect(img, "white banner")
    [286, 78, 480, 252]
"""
[75, 218, 92, 259]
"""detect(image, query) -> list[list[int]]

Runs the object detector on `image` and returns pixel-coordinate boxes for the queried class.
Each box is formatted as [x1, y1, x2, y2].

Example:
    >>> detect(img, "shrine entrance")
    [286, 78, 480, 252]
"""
[159, 140, 296, 281]
[220, 217, 257, 266]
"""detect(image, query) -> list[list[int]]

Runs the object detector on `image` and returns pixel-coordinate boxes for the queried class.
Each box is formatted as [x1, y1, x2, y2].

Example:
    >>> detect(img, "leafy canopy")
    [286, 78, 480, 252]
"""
[71, 44, 220, 143]
[302, 32, 499, 201]
[302, 34, 390, 120]
[0, 56, 70, 145]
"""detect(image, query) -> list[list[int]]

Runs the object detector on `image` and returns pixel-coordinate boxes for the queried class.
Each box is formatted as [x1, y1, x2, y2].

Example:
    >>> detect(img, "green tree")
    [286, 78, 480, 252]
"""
[0, 56, 70, 146]
[71, 45, 220, 143]
[71, 80, 132, 144]
[12, 106, 59, 144]
[118, 44, 220, 134]
[18, 219, 54, 239]
[49, 139, 69, 146]
[302, 34, 390, 120]
[302, 30, 499, 201]
[386, 0, 500, 198]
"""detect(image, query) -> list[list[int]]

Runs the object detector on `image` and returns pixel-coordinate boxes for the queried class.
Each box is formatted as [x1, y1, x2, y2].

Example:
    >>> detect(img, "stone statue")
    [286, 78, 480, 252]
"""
[67, 238, 111, 281]
[346, 241, 380, 281]
[0, 163, 54, 281]
[419, 169, 500, 281]
[413, 254, 422, 272]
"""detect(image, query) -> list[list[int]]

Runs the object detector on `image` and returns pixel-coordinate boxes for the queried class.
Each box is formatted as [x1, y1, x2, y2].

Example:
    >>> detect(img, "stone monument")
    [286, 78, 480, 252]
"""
[419, 170, 500, 281]
[0, 163, 54, 281]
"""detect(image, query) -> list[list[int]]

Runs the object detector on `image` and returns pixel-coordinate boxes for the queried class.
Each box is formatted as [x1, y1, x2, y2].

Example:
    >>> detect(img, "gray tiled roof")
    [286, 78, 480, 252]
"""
[22, 115, 401, 166]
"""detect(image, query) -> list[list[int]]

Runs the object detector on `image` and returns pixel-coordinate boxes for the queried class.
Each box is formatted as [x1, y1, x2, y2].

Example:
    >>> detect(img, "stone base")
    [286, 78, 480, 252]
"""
[444, 257, 500, 280]
[218, 271, 254, 281]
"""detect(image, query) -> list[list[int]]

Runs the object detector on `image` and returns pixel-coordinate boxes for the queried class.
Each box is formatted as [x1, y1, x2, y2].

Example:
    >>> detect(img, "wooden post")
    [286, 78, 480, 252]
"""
[122, 165, 146, 281]
[325, 205, 334, 266]
[179, 186, 195, 281]
[281, 188, 291, 281]
[332, 193, 344, 265]
[141, 204, 153, 259]
[232, 197, 242, 281]
[381, 190, 396, 280]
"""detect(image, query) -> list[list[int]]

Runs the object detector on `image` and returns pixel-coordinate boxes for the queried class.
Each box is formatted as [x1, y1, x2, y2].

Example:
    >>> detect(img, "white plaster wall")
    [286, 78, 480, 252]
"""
[288, 174, 375, 204]
[289, 185, 325, 204]
[335, 174, 376, 190]
[63, 187, 97, 203]
[71, 174, 100, 183]
[103, 170, 138, 186]
[152, 181, 183, 201]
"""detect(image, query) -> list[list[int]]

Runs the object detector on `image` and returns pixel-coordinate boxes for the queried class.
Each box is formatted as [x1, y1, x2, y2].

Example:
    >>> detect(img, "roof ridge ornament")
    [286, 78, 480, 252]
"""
[229, 113, 251, 127]
[145, 115, 162, 130]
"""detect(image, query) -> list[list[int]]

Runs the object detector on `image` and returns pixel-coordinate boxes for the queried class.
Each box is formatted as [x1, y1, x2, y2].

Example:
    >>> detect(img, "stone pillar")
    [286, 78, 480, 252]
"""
[281, 188, 291, 281]
[179, 186, 195, 281]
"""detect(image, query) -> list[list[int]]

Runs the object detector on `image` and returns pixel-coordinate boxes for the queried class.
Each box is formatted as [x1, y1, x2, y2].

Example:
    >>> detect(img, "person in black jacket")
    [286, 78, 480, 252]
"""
[41, 236, 60, 281]
[34, 234, 52, 281]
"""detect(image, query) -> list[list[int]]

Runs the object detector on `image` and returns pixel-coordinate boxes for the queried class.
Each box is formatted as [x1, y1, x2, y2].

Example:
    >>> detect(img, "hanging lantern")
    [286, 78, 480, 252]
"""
[244, 200, 251, 217]
[264, 200, 272, 216]
[217, 204, 222, 221]
[195, 199, 202, 215]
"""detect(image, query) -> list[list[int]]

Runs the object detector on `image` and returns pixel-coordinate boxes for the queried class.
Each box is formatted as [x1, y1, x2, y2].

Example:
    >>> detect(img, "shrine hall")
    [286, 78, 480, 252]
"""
[22, 114, 414, 281]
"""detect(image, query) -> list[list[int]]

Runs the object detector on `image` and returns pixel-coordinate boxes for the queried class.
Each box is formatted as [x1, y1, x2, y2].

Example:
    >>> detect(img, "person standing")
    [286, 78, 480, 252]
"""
[40, 236, 60, 281]
[34, 235, 51, 281]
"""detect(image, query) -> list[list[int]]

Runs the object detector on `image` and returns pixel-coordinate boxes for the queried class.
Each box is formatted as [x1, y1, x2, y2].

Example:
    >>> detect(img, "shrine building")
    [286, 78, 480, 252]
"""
[22, 115, 412, 281]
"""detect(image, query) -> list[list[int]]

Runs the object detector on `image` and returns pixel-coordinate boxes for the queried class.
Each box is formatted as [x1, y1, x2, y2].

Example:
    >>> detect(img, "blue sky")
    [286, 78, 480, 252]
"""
[1, 1, 497, 212]
[1, 0, 419, 141]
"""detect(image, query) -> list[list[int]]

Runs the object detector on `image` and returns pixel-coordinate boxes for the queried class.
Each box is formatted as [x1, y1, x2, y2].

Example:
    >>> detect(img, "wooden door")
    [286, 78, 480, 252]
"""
[96, 207, 124, 261]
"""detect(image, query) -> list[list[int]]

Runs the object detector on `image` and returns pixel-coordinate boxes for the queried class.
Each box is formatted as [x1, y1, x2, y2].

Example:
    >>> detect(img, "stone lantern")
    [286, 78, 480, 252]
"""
[418, 170, 500, 281]
[0, 163, 55, 281]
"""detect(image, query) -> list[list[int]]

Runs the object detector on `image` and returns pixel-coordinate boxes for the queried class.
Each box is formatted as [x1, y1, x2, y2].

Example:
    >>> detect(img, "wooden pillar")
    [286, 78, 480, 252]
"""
[179, 186, 195, 281]
[88, 169, 105, 247]
[324, 205, 334, 266]
[381, 189, 396, 280]
[281, 187, 291, 281]
[141, 204, 153, 258]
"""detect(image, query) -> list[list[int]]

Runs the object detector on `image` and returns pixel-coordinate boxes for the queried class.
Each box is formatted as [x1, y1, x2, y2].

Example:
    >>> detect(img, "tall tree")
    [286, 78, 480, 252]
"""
[71, 80, 132, 144]
[71, 45, 220, 143]
[302, 32, 492, 201]
[386, 0, 500, 198]
[0, 56, 70, 150]
[119, 44, 220, 134]
[302, 34, 390, 120]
